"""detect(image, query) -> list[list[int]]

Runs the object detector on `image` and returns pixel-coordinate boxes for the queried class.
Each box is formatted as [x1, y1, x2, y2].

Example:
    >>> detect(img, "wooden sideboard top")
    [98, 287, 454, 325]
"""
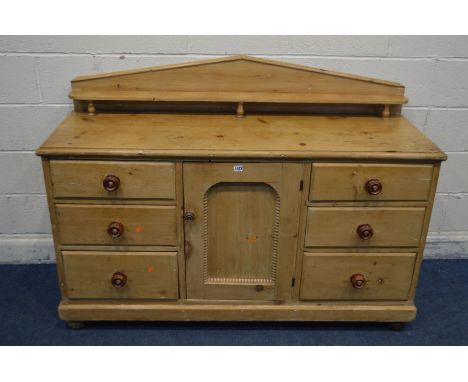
[37, 56, 445, 161]
[37, 112, 446, 161]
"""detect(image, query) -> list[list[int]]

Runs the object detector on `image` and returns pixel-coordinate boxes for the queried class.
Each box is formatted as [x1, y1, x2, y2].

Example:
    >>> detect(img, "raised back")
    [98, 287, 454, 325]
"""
[70, 55, 407, 117]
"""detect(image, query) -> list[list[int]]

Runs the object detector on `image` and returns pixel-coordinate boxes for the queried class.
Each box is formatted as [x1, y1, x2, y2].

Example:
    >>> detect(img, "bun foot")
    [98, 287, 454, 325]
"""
[388, 322, 406, 331]
[66, 321, 85, 329]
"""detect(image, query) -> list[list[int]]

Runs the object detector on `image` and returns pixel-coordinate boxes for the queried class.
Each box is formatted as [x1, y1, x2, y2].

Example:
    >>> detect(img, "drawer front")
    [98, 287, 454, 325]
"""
[63, 251, 178, 299]
[50, 160, 175, 199]
[300, 252, 416, 300]
[309, 163, 433, 201]
[56, 204, 177, 246]
[305, 207, 425, 247]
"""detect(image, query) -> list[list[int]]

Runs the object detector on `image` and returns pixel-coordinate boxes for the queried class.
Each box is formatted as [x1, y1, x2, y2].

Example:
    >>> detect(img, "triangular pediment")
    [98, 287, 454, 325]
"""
[70, 55, 407, 106]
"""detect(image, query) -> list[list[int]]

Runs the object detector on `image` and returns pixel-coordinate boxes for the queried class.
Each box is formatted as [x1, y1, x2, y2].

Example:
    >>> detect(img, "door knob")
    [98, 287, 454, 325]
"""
[184, 211, 195, 221]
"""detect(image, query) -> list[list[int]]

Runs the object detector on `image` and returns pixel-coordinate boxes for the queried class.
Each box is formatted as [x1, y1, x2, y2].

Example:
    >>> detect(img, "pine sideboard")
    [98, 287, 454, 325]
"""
[36, 55, 446, 329]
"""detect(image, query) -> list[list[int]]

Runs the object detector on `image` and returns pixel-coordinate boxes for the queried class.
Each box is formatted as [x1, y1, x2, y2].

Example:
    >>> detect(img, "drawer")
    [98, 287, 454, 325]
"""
[305, 207, 425, 247]
[309, 163, 433, 201]
[300, 252, 416, 300]
[62, 251, 178, 299]
[56, 204, 177, 246]
[50, 160, 175, 199]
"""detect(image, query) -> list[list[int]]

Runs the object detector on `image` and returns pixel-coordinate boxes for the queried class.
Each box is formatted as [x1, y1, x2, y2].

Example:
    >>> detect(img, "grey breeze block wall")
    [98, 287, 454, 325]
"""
[0, 35, 467, 263]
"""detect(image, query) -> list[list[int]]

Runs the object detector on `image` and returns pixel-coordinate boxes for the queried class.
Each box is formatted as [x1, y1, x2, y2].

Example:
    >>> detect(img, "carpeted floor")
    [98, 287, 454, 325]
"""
[0, 259, 466, 345]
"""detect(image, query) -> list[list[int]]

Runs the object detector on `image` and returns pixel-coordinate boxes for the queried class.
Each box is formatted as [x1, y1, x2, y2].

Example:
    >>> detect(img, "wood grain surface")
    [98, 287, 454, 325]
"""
[37, 113, 445, 161]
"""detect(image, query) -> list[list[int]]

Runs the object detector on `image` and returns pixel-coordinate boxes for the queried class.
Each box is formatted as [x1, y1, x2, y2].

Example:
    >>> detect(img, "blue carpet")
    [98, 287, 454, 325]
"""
[0, 260, 466, 345]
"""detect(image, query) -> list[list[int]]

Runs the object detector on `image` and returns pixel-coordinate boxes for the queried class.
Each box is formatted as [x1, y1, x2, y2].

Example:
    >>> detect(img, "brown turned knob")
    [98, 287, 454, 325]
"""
[350, 274, 366, 289]
[365, 178, 382, 195]
[111, 272, 127, 288]
[103, 175, 120, 192]
[357, 224, 373, 240]
[184, 211, 195, 222]
[107, 221, 124, 238]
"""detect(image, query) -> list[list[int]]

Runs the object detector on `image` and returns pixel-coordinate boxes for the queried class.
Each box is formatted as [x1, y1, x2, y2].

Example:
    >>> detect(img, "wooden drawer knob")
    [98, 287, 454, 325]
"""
[111, 272, 127, 288]
[103, 175, 120, 192]
[365, 178, 382, 195]
[107, 221, 124, 238]
[350, 273, 366, 289]
[357, 224, 373, 240]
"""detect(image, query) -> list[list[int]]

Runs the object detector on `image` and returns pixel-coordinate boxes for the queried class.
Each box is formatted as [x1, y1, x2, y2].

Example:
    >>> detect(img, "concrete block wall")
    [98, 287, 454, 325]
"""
[0, 35, 467, 263]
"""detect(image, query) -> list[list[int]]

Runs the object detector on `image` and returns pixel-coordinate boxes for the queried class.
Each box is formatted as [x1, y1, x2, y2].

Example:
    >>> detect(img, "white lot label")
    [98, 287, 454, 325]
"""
[233, 165, 244, 172]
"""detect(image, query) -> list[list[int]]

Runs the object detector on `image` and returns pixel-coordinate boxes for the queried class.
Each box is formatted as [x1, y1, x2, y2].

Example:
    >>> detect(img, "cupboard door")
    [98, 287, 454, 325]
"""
[184, 163, 302, 301]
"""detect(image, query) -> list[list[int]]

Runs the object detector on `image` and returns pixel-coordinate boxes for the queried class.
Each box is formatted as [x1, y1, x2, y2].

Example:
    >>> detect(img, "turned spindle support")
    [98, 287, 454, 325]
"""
[87, 101, 96, 115]
[236, 102, 245, 118]
[382, 104, 390, 118]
